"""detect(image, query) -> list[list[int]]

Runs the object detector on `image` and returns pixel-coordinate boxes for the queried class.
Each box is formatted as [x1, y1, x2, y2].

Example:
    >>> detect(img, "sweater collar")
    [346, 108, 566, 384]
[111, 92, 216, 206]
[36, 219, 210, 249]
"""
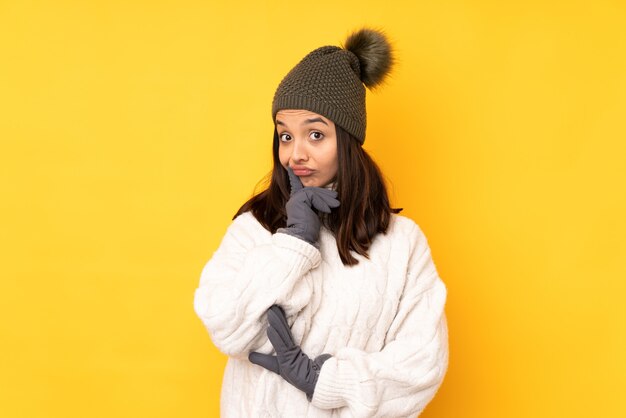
[322, 181, 337, 191]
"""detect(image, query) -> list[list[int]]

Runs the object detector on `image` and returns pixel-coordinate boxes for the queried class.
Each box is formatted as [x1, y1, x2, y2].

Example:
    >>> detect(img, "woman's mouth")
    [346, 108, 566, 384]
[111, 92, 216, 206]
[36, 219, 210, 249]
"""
[293, 168, 313, 176]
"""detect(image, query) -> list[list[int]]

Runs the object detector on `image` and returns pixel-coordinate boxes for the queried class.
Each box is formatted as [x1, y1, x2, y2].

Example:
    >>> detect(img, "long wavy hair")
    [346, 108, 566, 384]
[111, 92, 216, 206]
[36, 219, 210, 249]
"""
[233, 123, 403, 266]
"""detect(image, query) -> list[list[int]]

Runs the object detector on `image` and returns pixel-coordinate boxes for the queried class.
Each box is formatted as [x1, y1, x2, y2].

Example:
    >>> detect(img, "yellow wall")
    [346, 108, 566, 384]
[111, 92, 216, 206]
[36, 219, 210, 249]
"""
[1, 1, 625, 417]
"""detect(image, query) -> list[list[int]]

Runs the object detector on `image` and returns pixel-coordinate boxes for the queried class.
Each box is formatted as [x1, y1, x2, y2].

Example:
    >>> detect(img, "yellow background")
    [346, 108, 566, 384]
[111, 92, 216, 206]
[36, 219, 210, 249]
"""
[1, 0, 625, 417]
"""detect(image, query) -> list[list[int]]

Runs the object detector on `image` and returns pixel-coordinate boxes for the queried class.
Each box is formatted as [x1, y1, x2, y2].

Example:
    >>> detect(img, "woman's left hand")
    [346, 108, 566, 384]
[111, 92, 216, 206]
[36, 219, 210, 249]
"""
[249, 305, 332, 401]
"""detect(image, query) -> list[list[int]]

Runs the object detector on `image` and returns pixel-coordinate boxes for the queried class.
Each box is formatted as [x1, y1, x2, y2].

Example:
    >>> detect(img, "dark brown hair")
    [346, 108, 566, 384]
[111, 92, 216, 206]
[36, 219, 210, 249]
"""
[233, 124, 403, 266]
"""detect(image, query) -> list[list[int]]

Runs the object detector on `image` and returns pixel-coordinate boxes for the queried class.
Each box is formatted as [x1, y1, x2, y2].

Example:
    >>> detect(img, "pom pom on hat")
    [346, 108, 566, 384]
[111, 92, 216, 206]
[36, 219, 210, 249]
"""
[341, 27, 395, 90]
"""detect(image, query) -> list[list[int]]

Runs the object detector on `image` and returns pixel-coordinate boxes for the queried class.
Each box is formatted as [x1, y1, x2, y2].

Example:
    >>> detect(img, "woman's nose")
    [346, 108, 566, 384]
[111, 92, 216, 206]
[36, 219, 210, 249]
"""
[291, 137, 308, 161]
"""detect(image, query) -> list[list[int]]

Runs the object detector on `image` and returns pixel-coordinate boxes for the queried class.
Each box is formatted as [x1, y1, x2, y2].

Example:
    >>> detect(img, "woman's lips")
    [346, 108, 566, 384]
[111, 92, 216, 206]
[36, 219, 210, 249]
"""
[293, 169, 313, 176]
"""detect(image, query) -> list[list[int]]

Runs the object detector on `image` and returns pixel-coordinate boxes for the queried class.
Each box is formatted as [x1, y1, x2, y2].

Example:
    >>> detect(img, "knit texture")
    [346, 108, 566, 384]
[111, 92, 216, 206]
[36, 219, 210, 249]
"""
[193, 211, 449, 417]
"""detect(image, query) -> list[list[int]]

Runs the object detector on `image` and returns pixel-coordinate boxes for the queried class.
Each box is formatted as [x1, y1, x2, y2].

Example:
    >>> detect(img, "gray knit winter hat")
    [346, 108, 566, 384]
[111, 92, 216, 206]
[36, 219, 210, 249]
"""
[271, 27, 395, 145]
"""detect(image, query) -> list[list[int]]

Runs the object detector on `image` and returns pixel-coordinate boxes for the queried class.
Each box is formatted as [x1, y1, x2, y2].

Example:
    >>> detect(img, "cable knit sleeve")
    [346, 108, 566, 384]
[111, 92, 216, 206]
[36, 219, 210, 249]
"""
[310, 221, 449, 417]
[193, 212, 322, 360]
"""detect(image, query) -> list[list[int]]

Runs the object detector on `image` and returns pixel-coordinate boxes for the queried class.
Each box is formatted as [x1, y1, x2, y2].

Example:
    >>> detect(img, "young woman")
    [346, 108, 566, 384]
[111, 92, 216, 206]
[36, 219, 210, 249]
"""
[194, 27, 449, 417]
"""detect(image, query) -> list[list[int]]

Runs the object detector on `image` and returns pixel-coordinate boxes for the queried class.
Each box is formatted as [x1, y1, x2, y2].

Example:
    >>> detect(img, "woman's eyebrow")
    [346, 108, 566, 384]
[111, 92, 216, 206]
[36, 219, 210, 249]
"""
[276, 117, 329, 127]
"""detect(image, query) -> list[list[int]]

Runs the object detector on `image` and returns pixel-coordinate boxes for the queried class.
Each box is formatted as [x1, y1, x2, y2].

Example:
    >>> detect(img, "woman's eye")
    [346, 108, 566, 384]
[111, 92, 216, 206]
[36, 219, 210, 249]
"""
[310, 131, 324, 140]
[279, 133, 291, 142]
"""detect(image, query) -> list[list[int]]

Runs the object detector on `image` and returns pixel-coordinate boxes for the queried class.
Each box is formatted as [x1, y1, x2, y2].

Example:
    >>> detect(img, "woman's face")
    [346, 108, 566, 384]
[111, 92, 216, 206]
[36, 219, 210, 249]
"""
[276, 109, 338, 188]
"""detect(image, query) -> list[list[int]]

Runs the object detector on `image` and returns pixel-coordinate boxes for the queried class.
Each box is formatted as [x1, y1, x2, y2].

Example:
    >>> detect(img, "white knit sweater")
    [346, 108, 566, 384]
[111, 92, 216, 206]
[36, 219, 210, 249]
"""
[193, 205, 449, 417]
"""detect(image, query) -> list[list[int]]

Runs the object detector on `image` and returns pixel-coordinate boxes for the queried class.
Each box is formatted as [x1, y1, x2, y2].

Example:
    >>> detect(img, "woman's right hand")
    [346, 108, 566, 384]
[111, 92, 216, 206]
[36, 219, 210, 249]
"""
[277, 166, 340, 247]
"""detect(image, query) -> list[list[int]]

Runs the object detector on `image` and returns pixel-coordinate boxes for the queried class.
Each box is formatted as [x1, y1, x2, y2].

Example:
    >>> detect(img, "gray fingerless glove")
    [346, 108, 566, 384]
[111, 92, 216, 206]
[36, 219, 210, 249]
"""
[276, 166, 340, 247]
[249, 305, 332, 401]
